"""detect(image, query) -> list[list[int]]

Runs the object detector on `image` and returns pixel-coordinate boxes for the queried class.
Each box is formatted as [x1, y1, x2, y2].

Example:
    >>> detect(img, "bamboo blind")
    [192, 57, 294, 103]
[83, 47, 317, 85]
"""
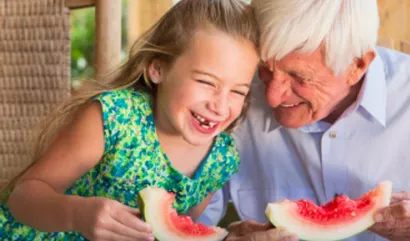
[0, 0, 71, 187]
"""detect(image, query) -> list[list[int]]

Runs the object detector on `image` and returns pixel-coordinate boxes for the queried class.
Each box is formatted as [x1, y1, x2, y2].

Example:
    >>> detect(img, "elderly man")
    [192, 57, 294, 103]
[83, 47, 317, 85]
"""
[199, 0, 410, 240]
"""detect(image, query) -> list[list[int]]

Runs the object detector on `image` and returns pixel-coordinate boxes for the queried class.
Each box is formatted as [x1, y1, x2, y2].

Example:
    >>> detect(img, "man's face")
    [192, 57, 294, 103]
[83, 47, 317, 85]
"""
[259, 48, 355, 128]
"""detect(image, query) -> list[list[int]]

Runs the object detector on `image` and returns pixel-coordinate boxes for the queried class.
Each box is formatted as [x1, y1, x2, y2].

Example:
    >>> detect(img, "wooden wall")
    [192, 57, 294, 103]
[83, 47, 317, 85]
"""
[127, 0, 410, 54]
[377, 0, 410, 53]
[127, 0, 173, 48]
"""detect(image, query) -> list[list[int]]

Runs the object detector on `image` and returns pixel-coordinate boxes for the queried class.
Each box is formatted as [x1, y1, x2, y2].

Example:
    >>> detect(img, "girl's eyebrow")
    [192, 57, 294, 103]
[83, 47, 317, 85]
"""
[192, 69, 219, 80]
[192, 69, 250, 88]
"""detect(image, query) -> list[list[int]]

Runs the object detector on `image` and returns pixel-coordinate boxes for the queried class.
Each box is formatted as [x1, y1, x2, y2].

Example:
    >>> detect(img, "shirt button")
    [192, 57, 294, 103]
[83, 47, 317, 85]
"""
[329, 131, 337, 139]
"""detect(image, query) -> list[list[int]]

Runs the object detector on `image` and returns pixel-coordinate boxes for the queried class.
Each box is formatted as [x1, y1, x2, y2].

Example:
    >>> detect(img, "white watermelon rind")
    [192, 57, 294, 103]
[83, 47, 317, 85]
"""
[266, 181, 392, 241]
[139, 187, 228, 241]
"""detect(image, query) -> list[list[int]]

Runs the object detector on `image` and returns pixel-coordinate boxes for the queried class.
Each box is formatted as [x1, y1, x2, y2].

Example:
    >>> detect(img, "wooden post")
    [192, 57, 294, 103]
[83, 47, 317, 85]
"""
[400, 40, 410, 54]
[377, 0, 407, 51]
[377, 36, 395, 49]
[66, 0, 95, 9]
[128, 0, 173, 49]
[95, 0, 122, 80]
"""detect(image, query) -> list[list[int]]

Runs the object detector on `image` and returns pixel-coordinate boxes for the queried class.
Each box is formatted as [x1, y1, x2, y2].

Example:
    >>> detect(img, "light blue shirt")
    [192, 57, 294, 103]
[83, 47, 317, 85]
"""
[199, 47, 410, 241]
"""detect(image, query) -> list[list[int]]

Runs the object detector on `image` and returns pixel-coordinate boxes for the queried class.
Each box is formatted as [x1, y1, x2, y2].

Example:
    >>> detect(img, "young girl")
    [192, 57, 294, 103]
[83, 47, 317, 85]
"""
[0, 0, 259, 240]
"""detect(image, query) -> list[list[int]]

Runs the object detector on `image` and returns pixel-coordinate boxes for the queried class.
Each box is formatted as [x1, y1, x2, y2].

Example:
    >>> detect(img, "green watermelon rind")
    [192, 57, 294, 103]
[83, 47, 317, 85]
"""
[265, 181, 392, 241]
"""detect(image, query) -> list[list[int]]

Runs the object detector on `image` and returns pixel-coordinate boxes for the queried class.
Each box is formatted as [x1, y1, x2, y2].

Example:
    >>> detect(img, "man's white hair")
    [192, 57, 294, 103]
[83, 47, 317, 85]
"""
[252, 0, 379, 75]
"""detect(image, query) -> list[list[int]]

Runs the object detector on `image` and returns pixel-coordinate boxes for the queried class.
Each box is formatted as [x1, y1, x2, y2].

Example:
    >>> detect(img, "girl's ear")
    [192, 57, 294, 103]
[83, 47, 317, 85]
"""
[147, 59, 163, 84]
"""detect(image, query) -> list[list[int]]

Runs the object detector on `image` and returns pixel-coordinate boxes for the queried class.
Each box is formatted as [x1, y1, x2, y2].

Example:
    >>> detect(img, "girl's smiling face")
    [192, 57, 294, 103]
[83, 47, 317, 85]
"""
[149, 27, 259, 146]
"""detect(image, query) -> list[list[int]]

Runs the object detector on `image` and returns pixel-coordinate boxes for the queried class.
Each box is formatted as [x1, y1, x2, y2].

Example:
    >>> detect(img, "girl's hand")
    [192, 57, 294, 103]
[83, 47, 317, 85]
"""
[73, 197, 155, 241]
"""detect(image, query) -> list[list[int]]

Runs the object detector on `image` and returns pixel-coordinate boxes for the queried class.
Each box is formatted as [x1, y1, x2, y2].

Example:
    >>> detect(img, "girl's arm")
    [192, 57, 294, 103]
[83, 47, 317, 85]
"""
[188, 192, 215, 222]
[7, 102, 153, 241]
[8, 102, 105, 231]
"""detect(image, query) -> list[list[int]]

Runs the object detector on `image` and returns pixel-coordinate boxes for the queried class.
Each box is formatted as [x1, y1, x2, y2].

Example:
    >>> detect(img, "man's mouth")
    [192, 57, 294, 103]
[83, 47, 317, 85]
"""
[280, 102, 304, 108]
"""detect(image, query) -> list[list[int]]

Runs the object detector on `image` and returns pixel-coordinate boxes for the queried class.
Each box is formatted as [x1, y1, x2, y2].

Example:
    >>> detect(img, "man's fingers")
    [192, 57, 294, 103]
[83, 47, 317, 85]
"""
[391, 191, 410, 204]
[227, 220, 272, 236]
[262, 228, 298, 241]
[375, 201, 410, 222]
[226, 228, 298, 241]
[370, 217, 410, 240]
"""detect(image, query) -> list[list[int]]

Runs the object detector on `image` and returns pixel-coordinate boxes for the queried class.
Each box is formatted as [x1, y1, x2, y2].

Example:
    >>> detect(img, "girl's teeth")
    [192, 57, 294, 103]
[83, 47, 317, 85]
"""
[193, 112, 218, 128]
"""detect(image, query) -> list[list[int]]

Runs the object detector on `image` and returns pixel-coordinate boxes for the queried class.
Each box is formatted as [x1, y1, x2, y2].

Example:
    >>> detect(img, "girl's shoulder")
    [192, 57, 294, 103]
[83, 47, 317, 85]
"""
[211, 132, 240, 165]
[216, 132, 237, 150]
[93, 88, 153, 127]
[95, 88, 150, 107]
[94, 88, 152, 114]
[193, 132, 240, 194]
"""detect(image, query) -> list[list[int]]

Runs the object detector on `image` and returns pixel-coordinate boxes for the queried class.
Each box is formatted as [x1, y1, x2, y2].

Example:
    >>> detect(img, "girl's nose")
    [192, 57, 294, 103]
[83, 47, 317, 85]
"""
[208, 92, 229, 117]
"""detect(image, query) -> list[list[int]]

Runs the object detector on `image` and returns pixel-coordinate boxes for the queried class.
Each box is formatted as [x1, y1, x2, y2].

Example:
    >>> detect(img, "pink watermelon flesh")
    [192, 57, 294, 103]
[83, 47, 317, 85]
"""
[266, 181, 392, 241]
[170, 208, 216, 236]
[139, 187, 227, 241]
[297, 192, 374, 224]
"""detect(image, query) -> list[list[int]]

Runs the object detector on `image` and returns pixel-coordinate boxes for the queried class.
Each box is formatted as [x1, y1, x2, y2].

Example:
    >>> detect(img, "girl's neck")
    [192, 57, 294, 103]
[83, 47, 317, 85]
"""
[152, 98, 213, 177]
[155, 128, 213, 178]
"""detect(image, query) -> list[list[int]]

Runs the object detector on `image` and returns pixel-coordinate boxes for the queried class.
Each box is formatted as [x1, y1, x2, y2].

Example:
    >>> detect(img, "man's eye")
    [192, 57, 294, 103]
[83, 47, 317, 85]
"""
[289, 72, 301, 79]
[289, 72, 308, 84]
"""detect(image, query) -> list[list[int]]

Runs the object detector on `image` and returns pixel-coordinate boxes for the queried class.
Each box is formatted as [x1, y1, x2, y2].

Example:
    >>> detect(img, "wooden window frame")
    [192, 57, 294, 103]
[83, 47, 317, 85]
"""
[65, 0, 121, 80]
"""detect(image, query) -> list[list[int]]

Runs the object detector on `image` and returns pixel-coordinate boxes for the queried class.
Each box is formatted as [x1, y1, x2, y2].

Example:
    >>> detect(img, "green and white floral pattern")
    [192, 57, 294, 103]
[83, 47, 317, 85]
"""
[0, 88, 240, 240]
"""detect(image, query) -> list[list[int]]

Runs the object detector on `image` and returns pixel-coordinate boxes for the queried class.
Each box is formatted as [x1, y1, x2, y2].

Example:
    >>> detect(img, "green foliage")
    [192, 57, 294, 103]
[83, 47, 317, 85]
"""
[70, 7, 95, 83]
[70, 1, 128, 87]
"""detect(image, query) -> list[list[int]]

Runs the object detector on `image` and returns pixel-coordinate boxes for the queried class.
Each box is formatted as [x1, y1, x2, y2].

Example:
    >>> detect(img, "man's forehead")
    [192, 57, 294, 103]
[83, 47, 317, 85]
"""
[263, 50, 326, 72]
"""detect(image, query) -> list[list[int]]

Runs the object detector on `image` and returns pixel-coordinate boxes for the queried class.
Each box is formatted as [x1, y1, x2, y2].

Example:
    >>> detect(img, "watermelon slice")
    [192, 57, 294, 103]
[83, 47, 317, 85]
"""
[266, 180, 392, 241]
[138, 187, 228, 241]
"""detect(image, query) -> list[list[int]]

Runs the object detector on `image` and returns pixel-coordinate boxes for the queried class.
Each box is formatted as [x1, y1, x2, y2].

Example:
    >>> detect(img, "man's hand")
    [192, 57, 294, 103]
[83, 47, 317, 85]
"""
[370, 191, 410, 241]
[224, 220, 298, 241]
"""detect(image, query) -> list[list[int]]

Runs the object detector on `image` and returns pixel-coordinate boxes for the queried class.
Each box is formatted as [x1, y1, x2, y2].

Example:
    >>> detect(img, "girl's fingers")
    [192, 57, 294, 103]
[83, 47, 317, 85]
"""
[96, 230, 152, 241]
[106, 218, 155, 241]
[112, 209, 152, 233]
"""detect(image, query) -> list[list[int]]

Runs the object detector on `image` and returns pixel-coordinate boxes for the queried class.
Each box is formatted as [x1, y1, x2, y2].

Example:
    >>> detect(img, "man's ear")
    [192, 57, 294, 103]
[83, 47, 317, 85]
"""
[347, 49, 376, 86]
[147, 59, 163, 84]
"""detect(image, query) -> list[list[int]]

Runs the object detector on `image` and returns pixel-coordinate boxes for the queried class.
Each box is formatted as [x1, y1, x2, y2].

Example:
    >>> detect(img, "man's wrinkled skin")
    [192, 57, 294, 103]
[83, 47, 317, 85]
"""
[224, 220, 298, 241]
[370, 191, 410, 241]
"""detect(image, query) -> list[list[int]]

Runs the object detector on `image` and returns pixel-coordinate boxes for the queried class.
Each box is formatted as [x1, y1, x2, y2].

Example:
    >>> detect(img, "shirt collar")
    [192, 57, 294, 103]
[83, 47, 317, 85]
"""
[354, 50, 387, 127]
[267, 49, 387, 133]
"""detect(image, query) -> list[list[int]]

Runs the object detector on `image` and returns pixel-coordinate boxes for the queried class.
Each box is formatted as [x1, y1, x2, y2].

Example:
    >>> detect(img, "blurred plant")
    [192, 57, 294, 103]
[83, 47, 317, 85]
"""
[70, 0, 128, 88]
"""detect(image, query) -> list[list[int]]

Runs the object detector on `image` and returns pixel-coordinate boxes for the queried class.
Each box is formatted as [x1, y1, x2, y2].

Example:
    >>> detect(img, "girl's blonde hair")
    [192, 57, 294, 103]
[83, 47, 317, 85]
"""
[0, 0, 259, 202]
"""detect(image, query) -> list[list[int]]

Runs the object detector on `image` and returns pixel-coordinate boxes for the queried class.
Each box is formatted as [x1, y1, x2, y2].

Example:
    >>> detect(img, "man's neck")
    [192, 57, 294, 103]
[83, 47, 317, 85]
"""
[323, 79, 364, 124]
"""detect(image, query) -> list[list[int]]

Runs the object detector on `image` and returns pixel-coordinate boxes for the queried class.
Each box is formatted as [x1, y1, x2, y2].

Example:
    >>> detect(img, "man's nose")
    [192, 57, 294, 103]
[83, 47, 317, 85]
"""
[262, 70, 293, 108]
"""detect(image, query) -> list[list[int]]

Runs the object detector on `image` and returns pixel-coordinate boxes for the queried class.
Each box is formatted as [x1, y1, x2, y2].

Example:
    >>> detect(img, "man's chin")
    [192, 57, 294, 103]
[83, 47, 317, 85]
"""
[274, 115, 307, 129]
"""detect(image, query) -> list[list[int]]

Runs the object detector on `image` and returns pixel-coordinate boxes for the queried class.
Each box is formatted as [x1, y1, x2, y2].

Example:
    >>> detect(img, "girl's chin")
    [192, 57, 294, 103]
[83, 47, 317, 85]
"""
[182, 135, 214, 146]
